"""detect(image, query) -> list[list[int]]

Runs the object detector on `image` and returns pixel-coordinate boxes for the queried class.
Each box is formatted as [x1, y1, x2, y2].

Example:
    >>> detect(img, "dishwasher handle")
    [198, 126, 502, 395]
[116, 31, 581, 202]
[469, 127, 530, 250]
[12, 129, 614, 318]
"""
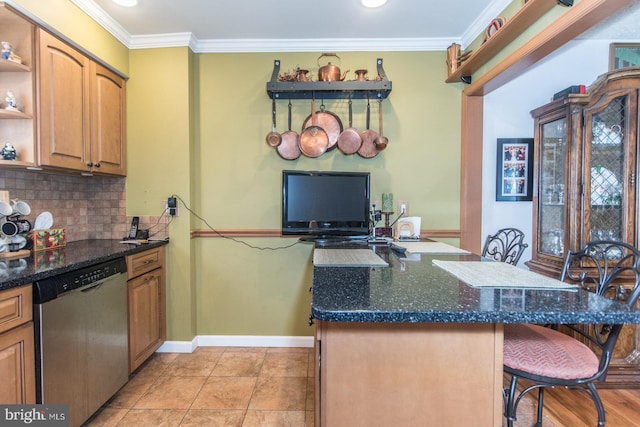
[80, 282, 103, 293]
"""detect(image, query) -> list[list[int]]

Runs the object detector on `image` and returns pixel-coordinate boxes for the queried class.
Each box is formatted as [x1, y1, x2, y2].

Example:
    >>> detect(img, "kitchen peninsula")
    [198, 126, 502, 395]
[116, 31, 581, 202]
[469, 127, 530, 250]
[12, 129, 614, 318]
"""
[311, 243, 640, 427]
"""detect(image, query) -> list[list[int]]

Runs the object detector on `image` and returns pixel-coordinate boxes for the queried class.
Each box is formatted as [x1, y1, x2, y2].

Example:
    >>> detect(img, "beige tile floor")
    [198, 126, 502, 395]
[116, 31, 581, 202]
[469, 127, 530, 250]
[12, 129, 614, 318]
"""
[86, 347, 315, 427]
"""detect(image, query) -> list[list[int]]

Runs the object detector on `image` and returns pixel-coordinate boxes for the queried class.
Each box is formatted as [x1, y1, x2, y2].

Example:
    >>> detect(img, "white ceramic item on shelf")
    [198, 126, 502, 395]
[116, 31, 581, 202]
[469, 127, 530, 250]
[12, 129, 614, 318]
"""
[0, 236, 7, 253]
[34, 211, 53, 230]
[0, 200, 11, 217]
[10, 234, 26, 249]
[10, 199, 30, 216]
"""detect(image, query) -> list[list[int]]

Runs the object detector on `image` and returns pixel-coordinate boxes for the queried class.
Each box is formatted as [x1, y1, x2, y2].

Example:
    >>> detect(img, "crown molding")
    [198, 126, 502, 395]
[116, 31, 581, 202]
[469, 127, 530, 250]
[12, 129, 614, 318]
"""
[71, 0, 131, 46]
[71, 0, 510, 52]
[460, 0, 512, 48]
[129, 33, 198, 50]
[191, 37, 458, 53]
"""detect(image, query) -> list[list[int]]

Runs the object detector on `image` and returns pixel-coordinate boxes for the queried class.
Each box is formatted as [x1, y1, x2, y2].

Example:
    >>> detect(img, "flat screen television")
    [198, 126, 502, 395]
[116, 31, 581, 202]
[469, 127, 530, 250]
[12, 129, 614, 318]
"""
[282, 170, 371, 240]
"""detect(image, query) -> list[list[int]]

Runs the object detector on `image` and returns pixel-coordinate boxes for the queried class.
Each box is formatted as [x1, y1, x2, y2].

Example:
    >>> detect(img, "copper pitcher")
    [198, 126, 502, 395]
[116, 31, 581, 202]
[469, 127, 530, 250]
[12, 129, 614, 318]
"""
[354, 69, 368, 81]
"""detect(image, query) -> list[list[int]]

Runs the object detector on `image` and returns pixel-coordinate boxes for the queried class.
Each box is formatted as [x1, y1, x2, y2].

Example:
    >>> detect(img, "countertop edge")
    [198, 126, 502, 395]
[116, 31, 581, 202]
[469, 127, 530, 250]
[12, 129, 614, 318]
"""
[0, 239, 169, 291]
[311, 307, 640, 324]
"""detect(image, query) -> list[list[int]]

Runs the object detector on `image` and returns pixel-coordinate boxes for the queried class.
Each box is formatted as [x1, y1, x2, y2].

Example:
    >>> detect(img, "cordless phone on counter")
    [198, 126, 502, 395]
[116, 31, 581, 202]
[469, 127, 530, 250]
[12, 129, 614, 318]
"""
[128, 216, 139, 239]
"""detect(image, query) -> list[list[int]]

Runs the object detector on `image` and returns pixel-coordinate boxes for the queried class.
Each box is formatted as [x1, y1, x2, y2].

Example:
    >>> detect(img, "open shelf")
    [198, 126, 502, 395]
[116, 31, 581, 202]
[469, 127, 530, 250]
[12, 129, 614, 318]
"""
[267, 58, 392, 100]
[0, 58, 29, 72]
[0, 109, 31, 119]
[446, 0, 558, 83]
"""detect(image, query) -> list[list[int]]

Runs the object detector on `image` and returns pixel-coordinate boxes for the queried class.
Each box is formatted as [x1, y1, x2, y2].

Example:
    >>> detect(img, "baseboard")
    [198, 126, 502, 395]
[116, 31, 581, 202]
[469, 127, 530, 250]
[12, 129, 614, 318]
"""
[156, 337, 198, 353]
[156, 335, 314, 353]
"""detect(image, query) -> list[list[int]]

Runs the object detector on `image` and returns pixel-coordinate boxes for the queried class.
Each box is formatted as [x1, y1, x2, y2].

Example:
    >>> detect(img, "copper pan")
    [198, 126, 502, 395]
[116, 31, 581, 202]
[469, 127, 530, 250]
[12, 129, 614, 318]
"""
[266, 98, 282, 147]
[357, 99, 379, 158]
[302, 102, 342, 151]
[298, 98, 329, 158]
[337, 97, 362, 155]
[374, 100, 388, 150]
[277, 100, 301, 160]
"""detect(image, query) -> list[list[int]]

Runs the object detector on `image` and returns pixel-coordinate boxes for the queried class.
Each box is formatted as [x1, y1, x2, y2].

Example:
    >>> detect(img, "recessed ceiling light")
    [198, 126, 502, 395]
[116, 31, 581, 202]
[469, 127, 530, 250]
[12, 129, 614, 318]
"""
[362, 0, 387, 8]
[112, 0, 138, 7]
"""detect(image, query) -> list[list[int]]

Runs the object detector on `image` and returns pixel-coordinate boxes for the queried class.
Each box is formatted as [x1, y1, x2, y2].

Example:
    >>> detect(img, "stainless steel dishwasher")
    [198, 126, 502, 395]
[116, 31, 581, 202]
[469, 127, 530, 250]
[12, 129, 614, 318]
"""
[33, 257, 128, 427]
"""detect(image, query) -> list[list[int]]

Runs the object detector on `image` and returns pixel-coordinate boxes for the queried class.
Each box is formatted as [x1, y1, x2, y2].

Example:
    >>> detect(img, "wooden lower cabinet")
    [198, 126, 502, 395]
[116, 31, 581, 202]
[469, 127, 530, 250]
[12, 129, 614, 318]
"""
[314, 321, 503, 427]
[0, 285, 35, 404]
[127, 246, 166, 373]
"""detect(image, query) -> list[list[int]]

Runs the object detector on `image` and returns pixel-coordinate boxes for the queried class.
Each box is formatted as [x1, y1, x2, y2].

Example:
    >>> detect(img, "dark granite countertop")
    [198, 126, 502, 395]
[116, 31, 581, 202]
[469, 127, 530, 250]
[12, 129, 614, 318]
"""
[311, 244, 640, 324]
[0, 239, 169, 292]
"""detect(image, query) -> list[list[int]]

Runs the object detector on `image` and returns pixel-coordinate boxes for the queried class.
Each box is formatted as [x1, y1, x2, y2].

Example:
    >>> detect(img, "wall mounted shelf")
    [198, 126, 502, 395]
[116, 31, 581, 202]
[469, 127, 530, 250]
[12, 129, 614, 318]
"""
[446, 0, 558, 84]
[0, 59, 30, 72]
[267, 58, 392, 100]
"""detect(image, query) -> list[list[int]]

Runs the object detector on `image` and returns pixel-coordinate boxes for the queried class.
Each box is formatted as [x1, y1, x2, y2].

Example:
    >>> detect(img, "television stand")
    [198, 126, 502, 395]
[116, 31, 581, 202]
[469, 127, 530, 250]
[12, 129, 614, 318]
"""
[298, 236, 355, 247]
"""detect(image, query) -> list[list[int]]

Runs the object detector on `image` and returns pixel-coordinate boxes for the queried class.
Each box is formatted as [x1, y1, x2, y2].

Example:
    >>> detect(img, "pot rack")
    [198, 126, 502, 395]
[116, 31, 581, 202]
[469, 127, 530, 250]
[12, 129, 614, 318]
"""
[266, 58, 392, 100]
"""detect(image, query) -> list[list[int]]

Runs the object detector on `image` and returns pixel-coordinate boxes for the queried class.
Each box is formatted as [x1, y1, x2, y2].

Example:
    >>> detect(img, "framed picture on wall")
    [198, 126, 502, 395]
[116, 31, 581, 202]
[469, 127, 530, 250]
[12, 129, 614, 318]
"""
[609, 43, 640, 70]
[496, 138, 533, 202]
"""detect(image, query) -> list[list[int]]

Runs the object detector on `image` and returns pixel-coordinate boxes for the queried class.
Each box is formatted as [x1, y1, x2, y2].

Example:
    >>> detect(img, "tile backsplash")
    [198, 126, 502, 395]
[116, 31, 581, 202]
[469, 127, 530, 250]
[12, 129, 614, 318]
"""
[0, 169, 168, 242]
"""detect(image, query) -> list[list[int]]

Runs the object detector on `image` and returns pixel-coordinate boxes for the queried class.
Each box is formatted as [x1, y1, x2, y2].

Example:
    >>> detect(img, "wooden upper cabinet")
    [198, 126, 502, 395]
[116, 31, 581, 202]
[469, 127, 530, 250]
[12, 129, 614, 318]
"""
[37, 29, 90, 172]
[37, 29, 126, 176]
[90, 62, 126, 176]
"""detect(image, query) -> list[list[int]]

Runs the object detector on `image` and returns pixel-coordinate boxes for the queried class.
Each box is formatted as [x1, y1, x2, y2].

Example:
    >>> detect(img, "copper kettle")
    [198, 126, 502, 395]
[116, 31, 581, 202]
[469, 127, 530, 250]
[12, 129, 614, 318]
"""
[317, 53, 349, 82]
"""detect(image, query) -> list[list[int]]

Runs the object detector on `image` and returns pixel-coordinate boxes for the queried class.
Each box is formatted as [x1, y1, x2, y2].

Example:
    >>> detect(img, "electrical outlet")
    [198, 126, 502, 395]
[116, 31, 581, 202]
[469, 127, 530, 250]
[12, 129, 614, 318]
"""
[371, 200, 380, 212]
[398, 201, 409, 216]
[165, 197, 178, 216]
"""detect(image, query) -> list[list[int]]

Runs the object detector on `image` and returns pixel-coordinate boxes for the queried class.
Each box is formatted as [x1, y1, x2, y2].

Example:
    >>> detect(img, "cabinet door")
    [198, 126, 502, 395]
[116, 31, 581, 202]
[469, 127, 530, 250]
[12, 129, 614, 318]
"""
[537, 115, 568, 258]
[128, 267, 165, 373]
[583, 89, 638, 245]
[90, 62, 126, 176]
[37, 29, 90, 172]
[0, 322, 35, 404]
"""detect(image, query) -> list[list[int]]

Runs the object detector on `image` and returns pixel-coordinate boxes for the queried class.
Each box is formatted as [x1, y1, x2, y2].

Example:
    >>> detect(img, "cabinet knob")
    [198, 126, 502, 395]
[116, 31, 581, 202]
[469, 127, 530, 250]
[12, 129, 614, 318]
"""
[94, 162, 101, 168]
[87, 162, 93, 167]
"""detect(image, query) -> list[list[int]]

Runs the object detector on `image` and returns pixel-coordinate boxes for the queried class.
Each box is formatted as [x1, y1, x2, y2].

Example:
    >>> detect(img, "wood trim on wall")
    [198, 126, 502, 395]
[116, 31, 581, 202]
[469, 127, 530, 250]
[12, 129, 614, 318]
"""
[459, 94, 484, 253]
[191, 229, 461, 239]
[459, 0, 633, 252]
[464, 0, 634, 97]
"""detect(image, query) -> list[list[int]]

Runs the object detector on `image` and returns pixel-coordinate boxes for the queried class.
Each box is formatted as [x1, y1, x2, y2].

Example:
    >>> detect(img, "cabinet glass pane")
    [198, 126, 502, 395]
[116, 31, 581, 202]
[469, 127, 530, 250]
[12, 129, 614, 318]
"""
[588, 96, 625, 242]
[539, 118, 566, 256]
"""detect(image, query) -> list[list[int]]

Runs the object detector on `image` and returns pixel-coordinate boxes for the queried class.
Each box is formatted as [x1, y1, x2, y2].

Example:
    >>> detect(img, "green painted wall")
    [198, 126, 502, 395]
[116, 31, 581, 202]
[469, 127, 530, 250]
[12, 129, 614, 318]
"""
[126, 47, 197, 341]
[126, 50, 463, 338]
[190, 52, 461, 336]
[9, 1, 462, 340]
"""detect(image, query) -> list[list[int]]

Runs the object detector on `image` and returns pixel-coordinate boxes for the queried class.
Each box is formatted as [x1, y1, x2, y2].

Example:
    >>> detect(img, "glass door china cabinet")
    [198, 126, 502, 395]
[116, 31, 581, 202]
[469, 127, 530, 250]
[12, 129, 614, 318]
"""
[527, 68, 640, 387]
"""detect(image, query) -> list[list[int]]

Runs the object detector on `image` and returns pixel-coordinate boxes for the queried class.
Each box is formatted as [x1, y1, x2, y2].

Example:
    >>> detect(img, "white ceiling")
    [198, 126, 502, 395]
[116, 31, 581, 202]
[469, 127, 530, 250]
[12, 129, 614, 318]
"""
[70, 0, 639, 52]
[75, 0, 511, 51]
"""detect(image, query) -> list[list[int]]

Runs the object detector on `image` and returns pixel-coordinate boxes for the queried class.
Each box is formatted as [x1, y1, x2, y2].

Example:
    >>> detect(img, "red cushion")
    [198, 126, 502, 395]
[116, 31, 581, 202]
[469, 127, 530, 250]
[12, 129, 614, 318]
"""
[504, 324, 599, 380]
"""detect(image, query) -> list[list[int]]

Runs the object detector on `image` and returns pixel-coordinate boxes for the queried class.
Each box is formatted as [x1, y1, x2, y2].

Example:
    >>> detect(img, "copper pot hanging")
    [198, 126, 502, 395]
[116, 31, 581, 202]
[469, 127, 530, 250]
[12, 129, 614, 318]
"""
[277, 100, 301, 160]
[266, 98, 282, 147]
[298, 98, 329, 158]
[337, 96, 362, 155]
[374, 100, 388, 150]
[302, 101, 342, 151]
[357, 99, 379, 158]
